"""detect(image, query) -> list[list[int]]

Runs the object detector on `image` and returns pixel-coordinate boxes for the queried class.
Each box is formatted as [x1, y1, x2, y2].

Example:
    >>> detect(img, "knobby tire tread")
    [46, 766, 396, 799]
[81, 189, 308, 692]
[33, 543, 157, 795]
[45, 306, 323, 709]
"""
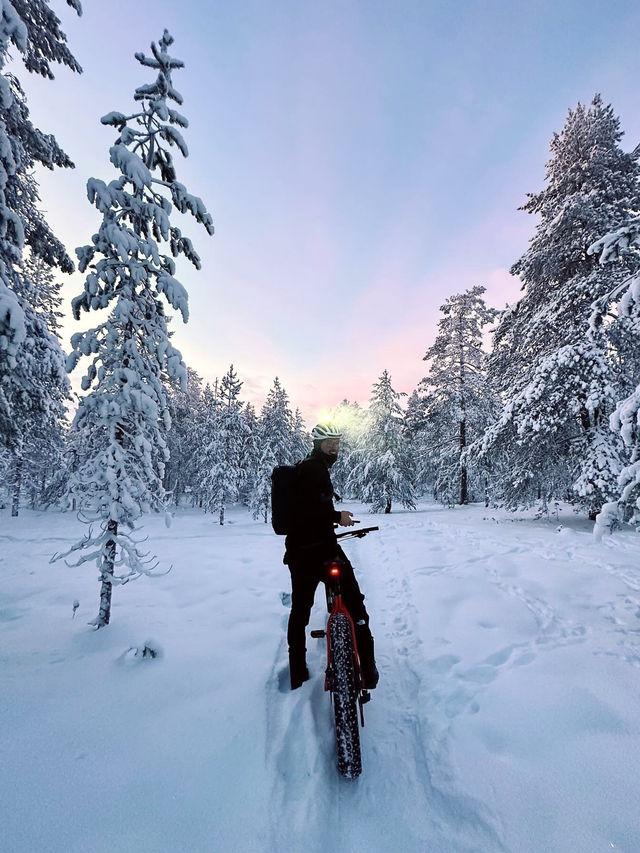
[329, 612, 362, 778]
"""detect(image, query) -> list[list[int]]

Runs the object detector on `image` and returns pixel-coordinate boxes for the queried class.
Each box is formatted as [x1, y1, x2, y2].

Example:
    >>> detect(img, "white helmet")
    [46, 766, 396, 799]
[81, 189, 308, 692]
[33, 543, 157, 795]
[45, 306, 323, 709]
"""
[311, 422, 342, 441]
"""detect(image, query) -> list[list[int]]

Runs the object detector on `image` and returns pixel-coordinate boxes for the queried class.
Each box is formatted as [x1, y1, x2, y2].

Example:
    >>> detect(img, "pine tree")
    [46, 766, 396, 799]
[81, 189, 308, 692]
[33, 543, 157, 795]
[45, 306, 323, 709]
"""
[291, 408, 309, 462]
[482, 96, 640, 517]
[56, 31, 214, 628]
[200, 364, 248, 524]
[0, 1, 81, 515]
[421, 286, 497, 505]
[249, 377, 296, 522]
[325, 398, 368, 499]
[238, 401, 260, 507]
[347, 370, 416, 513]
[403, 389, 430, 497]
[249, 441, 277, 524]
[165, 365, 203, 506]
[589, 217, 640, 532]
[261, 377, 295, 464]
[190, 381, 218, 509]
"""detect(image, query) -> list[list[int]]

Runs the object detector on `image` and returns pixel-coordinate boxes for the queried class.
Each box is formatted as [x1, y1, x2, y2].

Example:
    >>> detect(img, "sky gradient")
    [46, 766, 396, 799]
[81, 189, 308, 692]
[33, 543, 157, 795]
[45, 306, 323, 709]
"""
[18, 0, 640, 424]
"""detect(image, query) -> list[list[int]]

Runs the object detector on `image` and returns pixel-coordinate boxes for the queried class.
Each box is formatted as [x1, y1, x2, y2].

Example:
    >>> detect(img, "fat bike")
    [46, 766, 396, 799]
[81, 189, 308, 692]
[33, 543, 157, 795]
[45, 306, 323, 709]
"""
[310, 526, 378, 779]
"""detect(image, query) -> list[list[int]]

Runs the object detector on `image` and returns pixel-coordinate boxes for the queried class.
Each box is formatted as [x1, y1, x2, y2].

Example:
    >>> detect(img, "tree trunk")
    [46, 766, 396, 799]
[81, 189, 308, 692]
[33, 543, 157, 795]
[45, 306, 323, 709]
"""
[96, 519, 118, 628]
[11, 456, 22, 517]
[219, 502, 225, 525]
[385, 499, 391, 514]
[459, 419, 468, 505]
[484, 476, 489, 508]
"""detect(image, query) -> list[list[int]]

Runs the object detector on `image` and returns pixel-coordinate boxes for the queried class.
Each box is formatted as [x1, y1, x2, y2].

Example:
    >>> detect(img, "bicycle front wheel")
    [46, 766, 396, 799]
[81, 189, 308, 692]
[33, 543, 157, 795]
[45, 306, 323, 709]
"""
[329, 612, 362, 778]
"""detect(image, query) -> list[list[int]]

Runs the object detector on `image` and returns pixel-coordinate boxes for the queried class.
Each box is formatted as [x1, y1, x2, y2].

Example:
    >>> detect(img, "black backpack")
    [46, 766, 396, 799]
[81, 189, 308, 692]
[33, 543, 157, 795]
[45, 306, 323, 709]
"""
[270, 463, 300, 535]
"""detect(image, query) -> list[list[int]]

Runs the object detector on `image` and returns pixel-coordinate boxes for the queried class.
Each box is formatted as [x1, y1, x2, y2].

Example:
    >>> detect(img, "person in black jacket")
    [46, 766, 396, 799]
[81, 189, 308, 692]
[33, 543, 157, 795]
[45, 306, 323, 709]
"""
[284, 422, 379, 690]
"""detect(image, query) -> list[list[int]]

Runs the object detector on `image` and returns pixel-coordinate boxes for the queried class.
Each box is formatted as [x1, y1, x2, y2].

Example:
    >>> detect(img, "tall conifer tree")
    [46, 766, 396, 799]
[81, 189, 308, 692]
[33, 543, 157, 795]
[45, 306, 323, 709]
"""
[347, 370, 416, 513]
[58, 31, 214, 627]
[249, 377, 295, 522]
[0, 1, 81, 514]
[200, 365, 248, 525]
[482, 96, 640, 516]
[421, 286, 497, 505]
[589, 217, 640, 531]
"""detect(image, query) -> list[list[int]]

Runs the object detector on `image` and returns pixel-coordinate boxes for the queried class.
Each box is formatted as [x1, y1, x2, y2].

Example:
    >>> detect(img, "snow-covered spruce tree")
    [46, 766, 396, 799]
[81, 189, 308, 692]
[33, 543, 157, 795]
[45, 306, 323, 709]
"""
[292, 408, 309, 461]
[588, 219, 640, 532]
[249, 377, 296, 522]
[325, 398, 368, 499]
[238, 401, 260, 507]
[0, 1, 81, 514]
[347, 370, 416, 513]
[249, 440, 277, 524]
[403, 388, 430, 497]
[189, 380, 219, 509]
[420, 286, 497, 505]
[17, 252, 69, 507]
[164, 365, 203, 506]
[480, 96, 640, 518]
[200, 364, 249, 525]
[58, 31, 214, 628]
[261, 377, 296, 464]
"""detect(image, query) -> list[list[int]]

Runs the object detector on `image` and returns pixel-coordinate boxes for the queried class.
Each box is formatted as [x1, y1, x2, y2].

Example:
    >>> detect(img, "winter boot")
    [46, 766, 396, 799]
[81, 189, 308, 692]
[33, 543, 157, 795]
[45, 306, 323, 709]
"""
[289, 649, 309, 690]
[355, 622, 379, 689]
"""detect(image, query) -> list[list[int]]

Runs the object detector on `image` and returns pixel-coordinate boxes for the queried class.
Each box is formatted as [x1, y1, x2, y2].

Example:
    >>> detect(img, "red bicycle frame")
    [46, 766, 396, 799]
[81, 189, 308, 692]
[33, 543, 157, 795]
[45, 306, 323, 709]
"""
[323, 561, 363, 693]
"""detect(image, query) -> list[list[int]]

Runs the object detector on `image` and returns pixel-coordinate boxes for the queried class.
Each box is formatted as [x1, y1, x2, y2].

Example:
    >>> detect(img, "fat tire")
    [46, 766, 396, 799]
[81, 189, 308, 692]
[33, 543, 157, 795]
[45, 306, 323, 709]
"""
[329, 612, 362, 778]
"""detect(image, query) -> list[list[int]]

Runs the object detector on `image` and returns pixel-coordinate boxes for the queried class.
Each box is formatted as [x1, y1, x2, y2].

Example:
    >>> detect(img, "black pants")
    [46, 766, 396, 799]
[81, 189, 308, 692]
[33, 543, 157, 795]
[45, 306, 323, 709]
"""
[286, 544, 369, 658]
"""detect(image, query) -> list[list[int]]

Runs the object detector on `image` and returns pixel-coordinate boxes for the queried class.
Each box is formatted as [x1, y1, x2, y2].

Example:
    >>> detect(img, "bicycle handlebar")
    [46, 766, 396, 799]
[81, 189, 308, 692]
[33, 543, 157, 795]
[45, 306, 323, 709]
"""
[336, 525, 379, 540]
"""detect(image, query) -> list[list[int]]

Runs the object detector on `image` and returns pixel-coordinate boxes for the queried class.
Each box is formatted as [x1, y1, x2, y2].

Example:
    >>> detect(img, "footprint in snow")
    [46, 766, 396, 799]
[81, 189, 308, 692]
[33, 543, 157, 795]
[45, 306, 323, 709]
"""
[482, 646, 514, 667]
[514, 652, 536, 666]
[425, 654, 461, 674]
[276, 666, 291, 694]
[456, 664, 498, 685]
[280, 591, 291, 608]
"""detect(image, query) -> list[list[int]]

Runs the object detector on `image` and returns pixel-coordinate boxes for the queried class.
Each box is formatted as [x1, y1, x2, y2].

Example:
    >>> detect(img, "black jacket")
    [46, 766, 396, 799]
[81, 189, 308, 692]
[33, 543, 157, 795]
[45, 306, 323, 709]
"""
[285, 449, 341, 554]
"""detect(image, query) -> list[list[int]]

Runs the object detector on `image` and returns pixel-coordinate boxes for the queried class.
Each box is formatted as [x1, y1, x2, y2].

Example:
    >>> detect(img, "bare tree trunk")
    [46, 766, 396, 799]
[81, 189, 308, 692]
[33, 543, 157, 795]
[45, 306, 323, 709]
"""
[385, 499, 391, 514]
[96, 519, 118, 628]
[11, 456, 22, 517]
[484, 476, 489, 508]
[459, 419, 468, 505]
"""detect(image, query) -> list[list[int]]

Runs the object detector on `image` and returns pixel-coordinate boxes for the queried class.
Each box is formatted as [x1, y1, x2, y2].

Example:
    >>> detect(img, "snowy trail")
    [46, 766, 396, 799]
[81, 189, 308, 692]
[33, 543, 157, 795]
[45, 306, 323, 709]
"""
[2, 503, 640, 852]
[362, 520, 506, 853]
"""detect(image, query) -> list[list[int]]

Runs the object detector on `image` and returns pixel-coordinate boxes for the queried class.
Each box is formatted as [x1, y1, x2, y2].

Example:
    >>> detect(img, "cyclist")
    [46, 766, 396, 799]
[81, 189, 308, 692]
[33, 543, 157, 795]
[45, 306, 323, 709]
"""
[284, 422, 379, 691]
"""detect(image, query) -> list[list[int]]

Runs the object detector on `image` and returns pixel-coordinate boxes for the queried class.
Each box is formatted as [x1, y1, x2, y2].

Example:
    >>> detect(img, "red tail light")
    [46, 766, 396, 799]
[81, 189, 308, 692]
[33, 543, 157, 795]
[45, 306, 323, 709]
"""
[329, 565, 340, 577]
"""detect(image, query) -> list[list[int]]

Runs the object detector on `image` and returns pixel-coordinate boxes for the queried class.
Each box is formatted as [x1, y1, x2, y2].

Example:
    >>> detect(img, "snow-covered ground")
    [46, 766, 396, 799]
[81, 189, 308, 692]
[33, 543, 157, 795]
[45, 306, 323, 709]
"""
[2, 501, 640, 853]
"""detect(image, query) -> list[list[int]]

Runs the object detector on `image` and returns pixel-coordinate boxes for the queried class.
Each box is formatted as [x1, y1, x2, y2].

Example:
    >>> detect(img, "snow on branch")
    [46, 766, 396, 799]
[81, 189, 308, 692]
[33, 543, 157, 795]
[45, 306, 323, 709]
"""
[109, 144, 152, 190]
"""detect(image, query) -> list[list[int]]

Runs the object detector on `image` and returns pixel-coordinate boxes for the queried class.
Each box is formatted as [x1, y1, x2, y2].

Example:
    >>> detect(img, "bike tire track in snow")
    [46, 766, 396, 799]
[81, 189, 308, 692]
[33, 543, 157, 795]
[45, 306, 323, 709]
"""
[360, 519, 507, 853]
[263, 503, 640, 852]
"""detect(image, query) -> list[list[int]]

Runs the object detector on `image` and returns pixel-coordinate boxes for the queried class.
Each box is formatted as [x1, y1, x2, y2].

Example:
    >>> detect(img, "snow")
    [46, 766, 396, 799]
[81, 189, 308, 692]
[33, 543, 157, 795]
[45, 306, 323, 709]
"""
[2, 501, 640, 852]
[0, 280, 26, 354]
[109, 144, 152, 191]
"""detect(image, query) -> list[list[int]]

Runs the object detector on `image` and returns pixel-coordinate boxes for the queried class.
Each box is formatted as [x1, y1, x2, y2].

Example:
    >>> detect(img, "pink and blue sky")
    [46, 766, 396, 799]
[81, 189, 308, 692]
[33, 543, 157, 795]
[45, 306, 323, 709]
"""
[19, 0, 640, 424]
